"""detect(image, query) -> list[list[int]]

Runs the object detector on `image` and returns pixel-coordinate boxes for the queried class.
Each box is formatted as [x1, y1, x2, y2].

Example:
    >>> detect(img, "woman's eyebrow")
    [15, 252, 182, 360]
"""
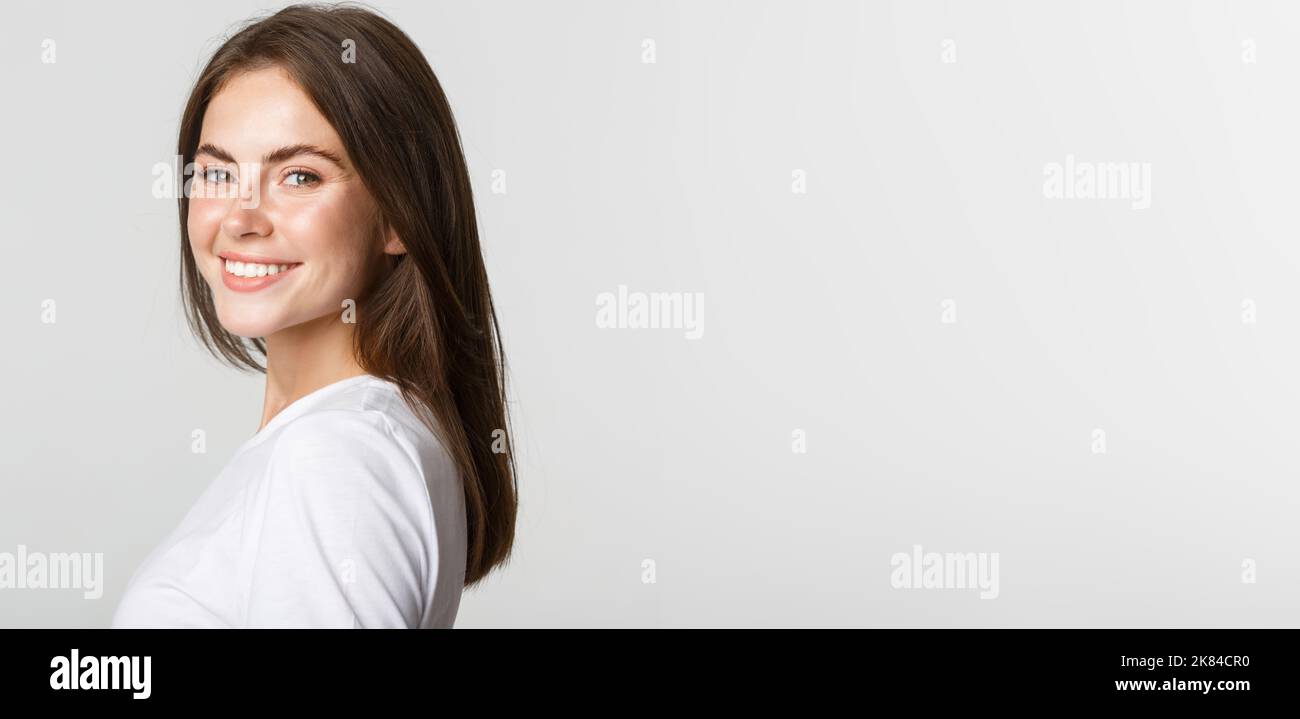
[195, 142, 346, 168]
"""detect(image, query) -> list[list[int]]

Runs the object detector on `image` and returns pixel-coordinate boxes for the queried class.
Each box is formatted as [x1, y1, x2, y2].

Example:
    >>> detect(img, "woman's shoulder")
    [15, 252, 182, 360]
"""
[260, 377, 460, 498]
[233, 380, 463, 628]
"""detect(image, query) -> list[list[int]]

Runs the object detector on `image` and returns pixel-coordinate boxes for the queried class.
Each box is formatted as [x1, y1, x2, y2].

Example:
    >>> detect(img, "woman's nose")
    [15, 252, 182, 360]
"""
[220, 169, 272, 238]
[220, 201, 273, 239]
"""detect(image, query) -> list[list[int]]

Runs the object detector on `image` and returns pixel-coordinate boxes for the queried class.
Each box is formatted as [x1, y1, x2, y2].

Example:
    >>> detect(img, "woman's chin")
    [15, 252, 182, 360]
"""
[216, 310, 285, 340]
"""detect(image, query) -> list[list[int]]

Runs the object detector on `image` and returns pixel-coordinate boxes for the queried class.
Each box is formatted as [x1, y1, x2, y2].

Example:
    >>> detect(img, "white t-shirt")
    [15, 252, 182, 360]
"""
[112, 374, 467, 629]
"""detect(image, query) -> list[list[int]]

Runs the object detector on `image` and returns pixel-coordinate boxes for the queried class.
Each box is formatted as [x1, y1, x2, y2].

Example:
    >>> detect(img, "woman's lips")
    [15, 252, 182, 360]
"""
[218, 254, 302, 293]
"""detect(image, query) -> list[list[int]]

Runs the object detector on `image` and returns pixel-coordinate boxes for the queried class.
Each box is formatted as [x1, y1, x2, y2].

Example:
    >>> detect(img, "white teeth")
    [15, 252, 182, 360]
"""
[223, 259, 294, 278]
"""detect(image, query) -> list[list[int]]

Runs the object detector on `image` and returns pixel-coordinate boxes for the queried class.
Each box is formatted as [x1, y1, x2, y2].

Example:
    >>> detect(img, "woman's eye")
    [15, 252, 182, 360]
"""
[203, 167, 234, 183]
[284, 170, 321, 187]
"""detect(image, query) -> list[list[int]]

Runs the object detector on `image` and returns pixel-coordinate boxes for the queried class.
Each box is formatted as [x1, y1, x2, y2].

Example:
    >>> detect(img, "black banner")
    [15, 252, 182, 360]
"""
[0, 629, 1287, 706]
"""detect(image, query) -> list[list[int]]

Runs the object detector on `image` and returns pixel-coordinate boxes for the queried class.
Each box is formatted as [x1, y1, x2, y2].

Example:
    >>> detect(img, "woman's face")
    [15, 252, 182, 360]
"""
[187, 66, 396, 339]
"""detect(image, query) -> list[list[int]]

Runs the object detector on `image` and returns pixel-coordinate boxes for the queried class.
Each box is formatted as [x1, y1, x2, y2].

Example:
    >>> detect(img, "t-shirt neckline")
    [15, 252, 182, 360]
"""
[236, 373, 383, 454]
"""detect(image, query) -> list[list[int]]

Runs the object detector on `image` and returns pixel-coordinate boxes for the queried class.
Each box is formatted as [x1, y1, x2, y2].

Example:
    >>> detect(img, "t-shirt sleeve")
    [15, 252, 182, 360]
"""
[239, 410, 437, 628]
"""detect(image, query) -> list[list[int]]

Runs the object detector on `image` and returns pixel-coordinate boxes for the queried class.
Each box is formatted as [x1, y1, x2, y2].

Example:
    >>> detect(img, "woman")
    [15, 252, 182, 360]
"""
[112, 3, 516, 628]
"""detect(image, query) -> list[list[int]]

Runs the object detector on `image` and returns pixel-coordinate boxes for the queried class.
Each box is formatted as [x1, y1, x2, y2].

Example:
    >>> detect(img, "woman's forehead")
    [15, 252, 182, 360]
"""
[200, 67, 345, 162]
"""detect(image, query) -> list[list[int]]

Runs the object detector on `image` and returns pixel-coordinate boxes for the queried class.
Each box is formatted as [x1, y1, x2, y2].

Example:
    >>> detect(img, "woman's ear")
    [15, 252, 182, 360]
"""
[383, 225, 407, 256]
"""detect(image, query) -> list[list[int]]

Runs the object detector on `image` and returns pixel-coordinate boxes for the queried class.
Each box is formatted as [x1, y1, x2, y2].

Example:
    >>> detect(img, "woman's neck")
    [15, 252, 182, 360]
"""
[258, 313, 368, 432]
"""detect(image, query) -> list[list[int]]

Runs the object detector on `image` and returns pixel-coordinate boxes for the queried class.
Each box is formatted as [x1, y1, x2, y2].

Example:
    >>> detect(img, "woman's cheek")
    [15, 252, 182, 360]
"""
[187, 200, 223, 279]
[188, 199, 224, 245]
[281, 203, 367, 291]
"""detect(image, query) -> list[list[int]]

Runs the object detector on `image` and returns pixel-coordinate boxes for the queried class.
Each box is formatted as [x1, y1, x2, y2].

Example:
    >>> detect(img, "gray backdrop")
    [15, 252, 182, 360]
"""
[2, 0, 1297, 627]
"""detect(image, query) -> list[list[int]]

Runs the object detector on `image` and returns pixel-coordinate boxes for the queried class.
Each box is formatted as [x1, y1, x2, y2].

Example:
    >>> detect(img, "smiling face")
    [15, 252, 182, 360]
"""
[187, 66, 399, 339]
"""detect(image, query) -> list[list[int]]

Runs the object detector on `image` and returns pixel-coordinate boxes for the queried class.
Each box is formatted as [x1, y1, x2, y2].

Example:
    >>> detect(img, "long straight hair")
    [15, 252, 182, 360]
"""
[177, 2, 515, 588]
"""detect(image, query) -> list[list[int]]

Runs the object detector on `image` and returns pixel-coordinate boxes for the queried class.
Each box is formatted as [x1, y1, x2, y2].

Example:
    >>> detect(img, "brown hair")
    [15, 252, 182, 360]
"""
[177, 2, 516, 588]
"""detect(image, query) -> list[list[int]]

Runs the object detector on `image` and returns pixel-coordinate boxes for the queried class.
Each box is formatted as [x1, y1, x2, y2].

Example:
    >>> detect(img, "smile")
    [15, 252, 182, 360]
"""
[225, 259, 294, 277]
[218, 252, 302, 292]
